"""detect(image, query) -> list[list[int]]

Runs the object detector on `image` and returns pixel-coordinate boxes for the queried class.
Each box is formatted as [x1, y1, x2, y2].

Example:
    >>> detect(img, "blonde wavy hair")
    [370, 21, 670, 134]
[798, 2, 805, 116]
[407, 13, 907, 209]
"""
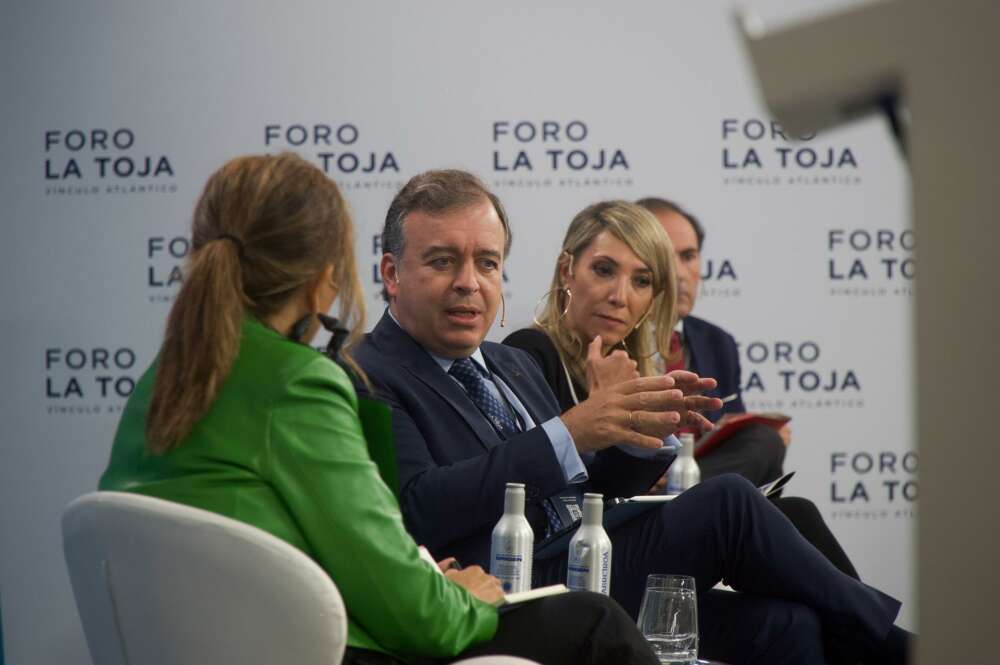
[536, 200, 678, 387]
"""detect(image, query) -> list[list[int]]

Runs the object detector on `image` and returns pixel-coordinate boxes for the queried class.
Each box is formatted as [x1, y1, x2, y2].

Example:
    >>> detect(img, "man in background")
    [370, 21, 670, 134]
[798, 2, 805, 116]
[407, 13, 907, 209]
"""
[637, 197, 788, 486]
[639, 197, 862, 581]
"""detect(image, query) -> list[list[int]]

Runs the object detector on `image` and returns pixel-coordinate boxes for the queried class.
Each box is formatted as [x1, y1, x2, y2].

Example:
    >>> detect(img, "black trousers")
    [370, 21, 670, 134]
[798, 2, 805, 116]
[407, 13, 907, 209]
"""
[771, 496, 859, 580]
[439, 592, 658, 665]
[536, 474, 901, 665]
[344, 592, 659, 665]
[699, 422, 861, 581]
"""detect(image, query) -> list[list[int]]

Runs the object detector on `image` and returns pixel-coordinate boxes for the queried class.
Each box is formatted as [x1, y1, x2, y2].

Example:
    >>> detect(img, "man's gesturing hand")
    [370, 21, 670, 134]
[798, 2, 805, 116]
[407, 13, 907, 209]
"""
[561, 375, 685, 454]
[666, 369, 724, 430]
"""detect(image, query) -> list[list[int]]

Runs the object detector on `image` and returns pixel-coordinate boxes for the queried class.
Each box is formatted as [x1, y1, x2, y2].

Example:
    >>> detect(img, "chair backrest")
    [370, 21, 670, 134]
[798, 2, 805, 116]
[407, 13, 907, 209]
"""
[62, 491, 347, 665]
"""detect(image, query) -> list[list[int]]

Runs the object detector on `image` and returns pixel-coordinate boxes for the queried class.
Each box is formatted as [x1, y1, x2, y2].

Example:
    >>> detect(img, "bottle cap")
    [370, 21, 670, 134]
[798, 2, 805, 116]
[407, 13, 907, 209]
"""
[504, 483, 526, 514]
[582, 493, 604, 524]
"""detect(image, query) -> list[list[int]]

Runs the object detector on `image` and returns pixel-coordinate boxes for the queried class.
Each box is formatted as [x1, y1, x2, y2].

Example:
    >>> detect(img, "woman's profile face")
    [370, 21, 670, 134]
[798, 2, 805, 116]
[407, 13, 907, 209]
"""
[561, 231, 655, 351]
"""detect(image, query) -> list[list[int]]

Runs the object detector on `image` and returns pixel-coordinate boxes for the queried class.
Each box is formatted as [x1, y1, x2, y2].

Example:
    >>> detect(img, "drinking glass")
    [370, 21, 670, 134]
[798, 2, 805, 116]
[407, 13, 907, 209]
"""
[636, 574, 698, 664]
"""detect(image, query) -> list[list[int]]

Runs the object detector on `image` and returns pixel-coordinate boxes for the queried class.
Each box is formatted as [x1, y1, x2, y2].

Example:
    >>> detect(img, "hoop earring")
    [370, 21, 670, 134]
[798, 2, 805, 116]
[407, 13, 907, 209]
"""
[532, 287, 572, 327]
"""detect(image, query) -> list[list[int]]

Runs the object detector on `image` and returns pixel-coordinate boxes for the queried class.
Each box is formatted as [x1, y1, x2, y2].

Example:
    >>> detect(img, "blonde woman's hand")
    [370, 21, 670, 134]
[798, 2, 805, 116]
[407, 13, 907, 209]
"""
[585, 335, 639, 394]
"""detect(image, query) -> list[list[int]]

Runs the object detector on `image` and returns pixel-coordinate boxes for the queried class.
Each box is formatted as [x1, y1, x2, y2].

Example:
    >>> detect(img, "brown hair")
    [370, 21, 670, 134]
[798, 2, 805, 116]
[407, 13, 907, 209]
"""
[146, 152, 366, 453]
[380, 169, 510, 300]
[536, 200, 678, 385]
[635, 197, 706, 250]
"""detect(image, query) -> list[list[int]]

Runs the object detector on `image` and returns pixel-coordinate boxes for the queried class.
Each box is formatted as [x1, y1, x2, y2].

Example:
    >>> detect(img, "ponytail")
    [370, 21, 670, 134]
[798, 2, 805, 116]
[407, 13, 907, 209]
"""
[143, 153, 366, 454]
[146, 239, 246, 452]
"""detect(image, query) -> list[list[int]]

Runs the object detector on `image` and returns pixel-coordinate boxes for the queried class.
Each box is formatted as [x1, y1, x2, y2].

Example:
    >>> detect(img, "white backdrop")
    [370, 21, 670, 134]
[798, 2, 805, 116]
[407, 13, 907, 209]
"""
[0, 1, 914, 662]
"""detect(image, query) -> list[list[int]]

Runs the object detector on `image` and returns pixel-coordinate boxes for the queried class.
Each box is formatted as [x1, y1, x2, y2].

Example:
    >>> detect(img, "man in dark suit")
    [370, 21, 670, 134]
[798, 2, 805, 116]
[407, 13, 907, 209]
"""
[638, 197, 788, 486]
[638, 197, 862, 581]
[356, 170, 909, 665]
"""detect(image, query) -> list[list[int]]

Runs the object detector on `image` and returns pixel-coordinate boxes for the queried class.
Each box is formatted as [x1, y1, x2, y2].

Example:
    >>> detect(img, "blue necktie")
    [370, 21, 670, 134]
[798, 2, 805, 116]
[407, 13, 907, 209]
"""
[448, 358, 519, 436]
[449, 358, 566, 536]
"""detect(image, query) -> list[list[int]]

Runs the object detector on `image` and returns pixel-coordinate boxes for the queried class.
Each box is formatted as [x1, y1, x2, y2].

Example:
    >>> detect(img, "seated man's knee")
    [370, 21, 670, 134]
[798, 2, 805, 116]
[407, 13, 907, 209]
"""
[687, 474, 761, 518]
[701, 473, 758, 498]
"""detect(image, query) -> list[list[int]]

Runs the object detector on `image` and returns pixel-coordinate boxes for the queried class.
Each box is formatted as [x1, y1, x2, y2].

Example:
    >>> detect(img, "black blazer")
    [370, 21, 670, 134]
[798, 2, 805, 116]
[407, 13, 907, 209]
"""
[501, 328, 585, 413]
[682, 315, 746, 422]
[355, 312, 667, 567]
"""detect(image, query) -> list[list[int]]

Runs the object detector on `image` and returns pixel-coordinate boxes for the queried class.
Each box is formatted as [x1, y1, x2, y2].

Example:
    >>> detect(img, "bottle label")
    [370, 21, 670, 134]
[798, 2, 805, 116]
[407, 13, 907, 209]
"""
[601, 550, 611, 594]
[491, 553, 525, 592]
[566, 562, 591, 591]
[567, 548, 610, 594]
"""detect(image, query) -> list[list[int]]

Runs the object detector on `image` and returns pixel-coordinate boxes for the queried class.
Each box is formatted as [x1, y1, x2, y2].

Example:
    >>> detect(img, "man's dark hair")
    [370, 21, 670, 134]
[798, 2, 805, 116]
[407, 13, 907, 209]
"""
[635, 197, 706, 250]
[381, 170, 511, 300]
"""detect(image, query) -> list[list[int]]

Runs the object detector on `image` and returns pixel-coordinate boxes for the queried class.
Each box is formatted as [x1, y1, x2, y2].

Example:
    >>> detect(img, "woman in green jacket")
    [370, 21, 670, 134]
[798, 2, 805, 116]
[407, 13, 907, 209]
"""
[100, 153, 658, 665]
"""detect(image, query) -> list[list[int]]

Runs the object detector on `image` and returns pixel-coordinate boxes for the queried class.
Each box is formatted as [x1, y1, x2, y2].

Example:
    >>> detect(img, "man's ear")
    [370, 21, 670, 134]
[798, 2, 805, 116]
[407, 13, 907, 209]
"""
[381, 253, 400, 300]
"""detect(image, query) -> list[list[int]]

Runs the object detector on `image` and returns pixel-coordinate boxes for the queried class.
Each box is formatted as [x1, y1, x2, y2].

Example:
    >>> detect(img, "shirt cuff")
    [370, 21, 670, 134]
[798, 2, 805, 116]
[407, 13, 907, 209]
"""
[542, 417, 588, 484]
[618, 434, 681, 459]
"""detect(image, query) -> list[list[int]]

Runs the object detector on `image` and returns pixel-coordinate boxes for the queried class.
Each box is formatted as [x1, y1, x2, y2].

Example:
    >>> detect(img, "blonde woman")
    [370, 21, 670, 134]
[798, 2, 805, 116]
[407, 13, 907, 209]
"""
[504, 200, 862, 582]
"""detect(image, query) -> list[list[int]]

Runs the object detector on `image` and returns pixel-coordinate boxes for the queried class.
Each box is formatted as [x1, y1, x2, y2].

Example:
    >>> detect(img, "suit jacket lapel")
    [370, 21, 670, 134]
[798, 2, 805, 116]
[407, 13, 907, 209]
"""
[372, 313, 504, 452]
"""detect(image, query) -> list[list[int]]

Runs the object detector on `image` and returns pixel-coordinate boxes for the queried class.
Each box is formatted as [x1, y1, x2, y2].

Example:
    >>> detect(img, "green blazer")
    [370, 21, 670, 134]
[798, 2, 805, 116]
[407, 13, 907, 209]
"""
[100, 318, 497, 660]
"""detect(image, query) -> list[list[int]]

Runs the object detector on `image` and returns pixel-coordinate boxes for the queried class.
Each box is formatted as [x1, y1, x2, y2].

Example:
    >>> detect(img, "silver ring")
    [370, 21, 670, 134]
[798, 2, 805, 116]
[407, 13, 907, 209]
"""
[627, 410, 635, 430]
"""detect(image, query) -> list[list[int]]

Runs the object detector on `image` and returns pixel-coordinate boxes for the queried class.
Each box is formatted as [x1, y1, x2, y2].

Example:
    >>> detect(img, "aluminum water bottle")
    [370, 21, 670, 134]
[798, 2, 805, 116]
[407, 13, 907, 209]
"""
[666, 432, 701, 495]
[490, 482, 534, 593]
[566, 493, 613, 595]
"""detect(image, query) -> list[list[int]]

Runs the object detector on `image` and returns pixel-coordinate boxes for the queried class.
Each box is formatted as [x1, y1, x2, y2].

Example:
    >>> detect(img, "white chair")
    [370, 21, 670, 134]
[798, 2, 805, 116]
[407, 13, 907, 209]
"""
[62, 492, 538, 665]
